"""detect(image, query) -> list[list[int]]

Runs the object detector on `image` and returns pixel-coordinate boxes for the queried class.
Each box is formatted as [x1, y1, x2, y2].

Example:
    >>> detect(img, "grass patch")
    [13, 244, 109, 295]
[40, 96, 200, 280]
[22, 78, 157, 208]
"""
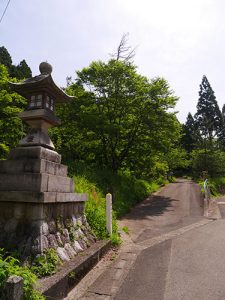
[122, 226, 129, 234]
[198, 176, 225, 197]
[73, 163, 163, 243]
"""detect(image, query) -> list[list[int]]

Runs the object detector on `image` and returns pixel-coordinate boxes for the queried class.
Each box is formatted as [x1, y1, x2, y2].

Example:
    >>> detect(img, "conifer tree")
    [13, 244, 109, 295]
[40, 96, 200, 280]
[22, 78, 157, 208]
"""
[182, 112, 200, 152]
[10, 59, 32, 79]
[0, 46, 12, 69]
[217, 104, 225, 148]
[0, 46, 32, 79]
[195, 75, 222, 148]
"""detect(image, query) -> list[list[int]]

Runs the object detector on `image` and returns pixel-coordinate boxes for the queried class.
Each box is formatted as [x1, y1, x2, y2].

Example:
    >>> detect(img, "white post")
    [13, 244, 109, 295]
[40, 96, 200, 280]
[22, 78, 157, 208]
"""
[106, 193, 112, 236]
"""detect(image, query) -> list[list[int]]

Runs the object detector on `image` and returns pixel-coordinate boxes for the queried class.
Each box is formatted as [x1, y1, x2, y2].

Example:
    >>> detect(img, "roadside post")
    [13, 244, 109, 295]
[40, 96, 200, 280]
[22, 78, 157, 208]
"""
[203, 179, 210, 217]
[106, 193, 113, 236]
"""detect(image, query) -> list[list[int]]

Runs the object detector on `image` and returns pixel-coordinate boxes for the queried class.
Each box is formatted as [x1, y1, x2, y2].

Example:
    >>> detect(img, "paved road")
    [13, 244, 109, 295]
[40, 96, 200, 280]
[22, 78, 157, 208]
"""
[67, 179, 225, 300]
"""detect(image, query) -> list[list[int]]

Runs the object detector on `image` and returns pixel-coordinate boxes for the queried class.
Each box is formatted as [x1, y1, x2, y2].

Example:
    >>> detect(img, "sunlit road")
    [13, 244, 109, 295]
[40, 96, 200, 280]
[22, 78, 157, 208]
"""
[69, 179, 225, 300]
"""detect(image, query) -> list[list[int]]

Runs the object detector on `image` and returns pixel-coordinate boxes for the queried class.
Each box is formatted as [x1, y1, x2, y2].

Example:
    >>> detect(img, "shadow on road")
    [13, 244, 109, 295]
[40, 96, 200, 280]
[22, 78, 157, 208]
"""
[121, 195, 178, 221]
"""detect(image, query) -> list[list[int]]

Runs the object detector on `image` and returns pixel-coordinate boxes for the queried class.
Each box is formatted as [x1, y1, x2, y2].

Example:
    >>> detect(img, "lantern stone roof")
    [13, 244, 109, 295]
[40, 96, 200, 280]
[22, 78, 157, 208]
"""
[9, 62, 73, 104]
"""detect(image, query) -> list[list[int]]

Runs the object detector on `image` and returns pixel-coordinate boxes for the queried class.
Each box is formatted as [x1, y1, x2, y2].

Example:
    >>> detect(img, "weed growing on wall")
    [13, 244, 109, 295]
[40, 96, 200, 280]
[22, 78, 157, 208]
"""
[32, 248, 60, 278]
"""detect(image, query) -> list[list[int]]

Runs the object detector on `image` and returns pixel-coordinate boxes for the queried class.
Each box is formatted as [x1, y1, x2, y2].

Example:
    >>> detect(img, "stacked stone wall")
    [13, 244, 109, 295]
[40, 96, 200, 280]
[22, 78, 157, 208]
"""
[0, 202, 96, 261]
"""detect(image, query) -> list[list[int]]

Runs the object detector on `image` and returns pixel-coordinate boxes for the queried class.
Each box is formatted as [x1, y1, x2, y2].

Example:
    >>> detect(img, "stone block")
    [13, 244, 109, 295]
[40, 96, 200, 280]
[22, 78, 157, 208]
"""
[57, 247, 70, 262]
[0, 173, 48, 192]
[8, 146, 61, 163]
[0, 159, 68, 177]
[0, 173, 74, 193]
[64, 243, 76, 258]
[48, 234, 58, 249]
[55, 192, 88, 203]
[0, 159, 40, 174]
[54, 163, 68, 176]
[47, 174, 74, 192]
[48, 220, 57, 233]
[41, 221, 49, 235]
[5, 275, 23, 300]
[73, 240, 83, 252]
[55, 232, 63, 246]
[0, 191, 87, 203]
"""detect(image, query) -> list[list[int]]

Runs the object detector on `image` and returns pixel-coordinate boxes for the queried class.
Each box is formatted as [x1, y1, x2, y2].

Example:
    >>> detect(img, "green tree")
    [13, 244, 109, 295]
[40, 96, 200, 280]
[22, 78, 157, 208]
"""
[52, 59, 180, 178]
[217, 104, 225, 148]
[182, 112, 200, 152]
[191, 149, 225, 178]
[10, 59, 32, 80]
[0, 46, 32, 80]
[0, 64, 26, 158]
[194, 75, 222, 149]
[0, 46, 12, 69]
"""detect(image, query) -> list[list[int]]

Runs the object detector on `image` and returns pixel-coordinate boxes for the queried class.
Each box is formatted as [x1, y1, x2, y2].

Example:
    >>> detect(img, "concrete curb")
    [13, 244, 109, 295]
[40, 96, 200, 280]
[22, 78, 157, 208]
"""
[204, 197, 221, 219]
[38, 240, 111, 300]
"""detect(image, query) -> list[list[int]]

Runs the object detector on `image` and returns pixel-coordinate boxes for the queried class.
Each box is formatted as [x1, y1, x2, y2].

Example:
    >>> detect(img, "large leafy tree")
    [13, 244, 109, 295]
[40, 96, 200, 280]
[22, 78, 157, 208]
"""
[0, 65, 26, 158]
[194, 75, 222, 149]
[52, 58, 180, 178]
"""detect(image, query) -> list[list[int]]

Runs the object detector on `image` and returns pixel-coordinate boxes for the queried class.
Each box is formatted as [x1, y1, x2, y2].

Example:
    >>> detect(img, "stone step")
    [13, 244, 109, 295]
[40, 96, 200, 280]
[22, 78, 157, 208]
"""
[0, 159, 68, 177]
[0, 173, 74, 193]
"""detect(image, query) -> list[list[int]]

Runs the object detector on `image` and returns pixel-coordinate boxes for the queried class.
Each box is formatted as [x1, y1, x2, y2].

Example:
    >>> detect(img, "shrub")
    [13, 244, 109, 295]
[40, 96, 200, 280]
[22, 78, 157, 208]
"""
[0, 143, 9, 159]
[75, 174, 118, 240]
[0, 249, 44, 300]
[31, 248, 60, 278]
[191, 149, 225, 178]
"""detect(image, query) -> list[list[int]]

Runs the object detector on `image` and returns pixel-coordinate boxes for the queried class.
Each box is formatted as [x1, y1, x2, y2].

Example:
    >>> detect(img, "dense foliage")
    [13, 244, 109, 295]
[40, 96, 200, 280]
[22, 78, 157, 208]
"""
[0, 64, 27, 158]
[51, 58, 182, 179]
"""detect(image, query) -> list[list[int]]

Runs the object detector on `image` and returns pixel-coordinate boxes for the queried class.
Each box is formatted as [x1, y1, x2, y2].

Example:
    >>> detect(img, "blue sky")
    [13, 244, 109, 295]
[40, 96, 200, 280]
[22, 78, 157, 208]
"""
[1, 0, 225, 123]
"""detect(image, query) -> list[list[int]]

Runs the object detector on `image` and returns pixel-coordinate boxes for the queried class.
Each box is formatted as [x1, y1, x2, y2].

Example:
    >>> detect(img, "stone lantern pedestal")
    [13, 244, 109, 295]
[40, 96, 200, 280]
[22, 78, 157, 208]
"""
[0, 63, 96, 261]
[0, 146, 95, 260]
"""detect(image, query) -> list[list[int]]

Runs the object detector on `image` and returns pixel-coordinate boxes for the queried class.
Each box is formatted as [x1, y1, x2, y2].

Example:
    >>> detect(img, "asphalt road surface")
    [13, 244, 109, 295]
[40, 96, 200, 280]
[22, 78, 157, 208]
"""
[68, 179, 225, 300]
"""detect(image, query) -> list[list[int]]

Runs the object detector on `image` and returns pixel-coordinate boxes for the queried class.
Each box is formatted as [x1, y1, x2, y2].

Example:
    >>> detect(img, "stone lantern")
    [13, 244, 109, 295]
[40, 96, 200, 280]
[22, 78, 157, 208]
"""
[10, 62, 73, 150]
[0, 63, 95, 261]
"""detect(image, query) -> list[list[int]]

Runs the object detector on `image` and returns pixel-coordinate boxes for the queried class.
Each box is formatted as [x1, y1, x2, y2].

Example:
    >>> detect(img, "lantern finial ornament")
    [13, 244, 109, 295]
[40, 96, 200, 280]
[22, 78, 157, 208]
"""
[39, 61, 53, 75]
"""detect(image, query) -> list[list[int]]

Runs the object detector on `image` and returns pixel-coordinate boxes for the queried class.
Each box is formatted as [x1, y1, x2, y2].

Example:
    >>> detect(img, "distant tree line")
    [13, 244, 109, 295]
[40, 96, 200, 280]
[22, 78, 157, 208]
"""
[182, 75, 225, 177]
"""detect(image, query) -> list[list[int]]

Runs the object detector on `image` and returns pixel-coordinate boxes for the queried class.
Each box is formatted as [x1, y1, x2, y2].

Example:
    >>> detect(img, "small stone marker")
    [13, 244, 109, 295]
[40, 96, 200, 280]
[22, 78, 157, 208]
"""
[5, 275, 23, 300]
[106, 193, 112, 236]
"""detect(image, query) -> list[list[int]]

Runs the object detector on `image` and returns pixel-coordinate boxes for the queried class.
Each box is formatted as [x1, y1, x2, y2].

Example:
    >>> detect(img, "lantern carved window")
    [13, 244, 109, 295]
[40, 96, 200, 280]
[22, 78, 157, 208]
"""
[29, 94, 54, 111]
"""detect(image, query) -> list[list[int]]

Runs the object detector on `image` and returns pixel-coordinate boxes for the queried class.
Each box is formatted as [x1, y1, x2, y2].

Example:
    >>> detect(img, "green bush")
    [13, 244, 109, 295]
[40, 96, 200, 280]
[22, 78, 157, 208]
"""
[0, 249, 45, 300]
[191, 149, 225, 178]
[31, 248, 60, 278]
[0, 143, 9, 159]
[75, 174, 118, 240]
